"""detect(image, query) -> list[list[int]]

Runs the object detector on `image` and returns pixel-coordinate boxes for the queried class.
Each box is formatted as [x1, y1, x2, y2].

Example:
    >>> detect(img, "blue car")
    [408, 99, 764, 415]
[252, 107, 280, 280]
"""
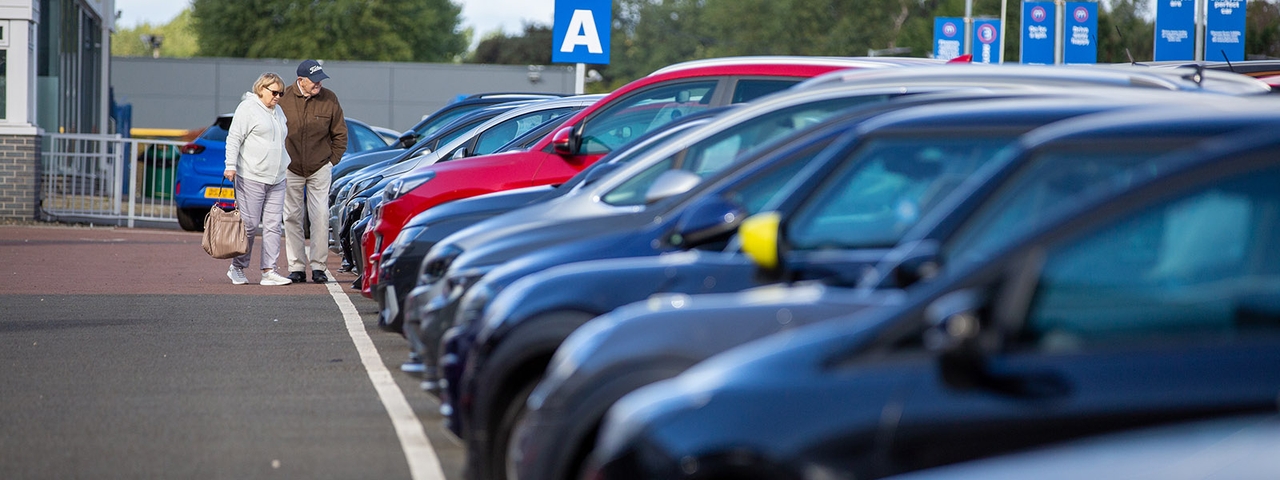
[173, 114, 391, 231]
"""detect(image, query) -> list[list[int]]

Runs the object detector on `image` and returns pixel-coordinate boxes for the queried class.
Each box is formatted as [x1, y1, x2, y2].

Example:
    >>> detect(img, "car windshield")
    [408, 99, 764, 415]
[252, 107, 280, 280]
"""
[600, 96, 890, 207]
[786, 135, 1018, 250]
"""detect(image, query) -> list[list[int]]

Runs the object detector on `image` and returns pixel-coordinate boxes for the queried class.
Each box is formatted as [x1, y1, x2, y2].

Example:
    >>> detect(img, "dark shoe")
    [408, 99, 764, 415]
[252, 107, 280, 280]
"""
[312, 270, 329, 283]
[287, 271, 306, 284]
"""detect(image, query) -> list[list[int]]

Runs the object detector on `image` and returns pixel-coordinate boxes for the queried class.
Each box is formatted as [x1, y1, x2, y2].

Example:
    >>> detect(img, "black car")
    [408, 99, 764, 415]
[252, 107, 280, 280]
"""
[378, 109, 732, 334]
[508, 99, 1280, 480]
[590, 126, 1280, 480]
[443, 92, 1191, 480]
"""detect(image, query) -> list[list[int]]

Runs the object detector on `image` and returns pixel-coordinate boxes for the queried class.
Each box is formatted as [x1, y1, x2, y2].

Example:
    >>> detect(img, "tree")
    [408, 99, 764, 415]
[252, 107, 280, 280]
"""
[469, 23, 555, 65]
[1098, 0, 1154, 62]
[190, 0, 467, 62]
[112, 8, 199, 58]
[1247, 0, 1280, 59]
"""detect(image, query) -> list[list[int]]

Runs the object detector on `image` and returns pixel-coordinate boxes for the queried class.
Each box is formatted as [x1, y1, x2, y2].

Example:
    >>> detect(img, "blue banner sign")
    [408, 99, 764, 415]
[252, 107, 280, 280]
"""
[1063, 2, 1097, 64]
[934, 17, 965, 61]
[1021, 2, 1056, 64]
[1154, 0, 1196, 60]
[552, 0, 612, 64]
[1206, 0, 1247, 61]
[973, 19, 1002, 64]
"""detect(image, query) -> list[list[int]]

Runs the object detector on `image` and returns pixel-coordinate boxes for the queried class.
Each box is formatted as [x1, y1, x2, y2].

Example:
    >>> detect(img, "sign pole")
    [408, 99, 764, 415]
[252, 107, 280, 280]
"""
[964, 0, 974, 54]
[1000, 0, 1008, 63]
[575, 63, 586, 94]
[1195, 0, 1205, 60]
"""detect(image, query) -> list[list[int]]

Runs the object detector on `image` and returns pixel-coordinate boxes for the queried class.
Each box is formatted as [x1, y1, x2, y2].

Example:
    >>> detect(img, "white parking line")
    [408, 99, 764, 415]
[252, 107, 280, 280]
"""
[327, 282, 445, 480]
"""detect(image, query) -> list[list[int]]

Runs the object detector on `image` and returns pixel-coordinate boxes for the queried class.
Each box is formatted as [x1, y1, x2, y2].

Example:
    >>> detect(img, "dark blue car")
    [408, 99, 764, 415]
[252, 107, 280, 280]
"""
[591, 126, 1280, 480]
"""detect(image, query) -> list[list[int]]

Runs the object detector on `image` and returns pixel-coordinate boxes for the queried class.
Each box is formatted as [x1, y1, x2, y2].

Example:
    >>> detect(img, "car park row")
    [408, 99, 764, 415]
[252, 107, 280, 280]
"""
[179, 56, 1280, 480]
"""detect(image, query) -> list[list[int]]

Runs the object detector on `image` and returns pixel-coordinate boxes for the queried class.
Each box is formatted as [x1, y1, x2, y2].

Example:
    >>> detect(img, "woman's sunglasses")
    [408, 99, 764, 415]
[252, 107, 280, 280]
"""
[266, 89, 285, 98]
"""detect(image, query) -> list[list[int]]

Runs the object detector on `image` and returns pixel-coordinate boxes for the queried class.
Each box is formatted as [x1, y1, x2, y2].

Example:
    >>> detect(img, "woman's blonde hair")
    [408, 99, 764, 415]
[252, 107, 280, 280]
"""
[252, 72, 284, 95]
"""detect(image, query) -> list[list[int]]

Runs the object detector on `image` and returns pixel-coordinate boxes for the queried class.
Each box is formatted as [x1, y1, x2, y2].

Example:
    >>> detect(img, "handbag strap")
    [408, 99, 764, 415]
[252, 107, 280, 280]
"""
[220, 176, 239, 210]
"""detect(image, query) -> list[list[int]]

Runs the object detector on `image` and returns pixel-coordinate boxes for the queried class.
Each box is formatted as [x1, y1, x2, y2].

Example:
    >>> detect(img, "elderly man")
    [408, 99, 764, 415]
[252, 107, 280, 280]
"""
[280, 59, 347, 284]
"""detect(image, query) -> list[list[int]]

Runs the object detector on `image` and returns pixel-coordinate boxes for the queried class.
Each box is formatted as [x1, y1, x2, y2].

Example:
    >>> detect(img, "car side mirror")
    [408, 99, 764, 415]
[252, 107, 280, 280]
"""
[739, 212, 783, 273]
[552, 126, 578, 156]
[450, 147, 469, 160]
[644, 170, 702, 205]
[398, 133, 419, 149]
[925, 289, 992, 390]
[892, 250, 942, 289]
[669, 195, 747, 249]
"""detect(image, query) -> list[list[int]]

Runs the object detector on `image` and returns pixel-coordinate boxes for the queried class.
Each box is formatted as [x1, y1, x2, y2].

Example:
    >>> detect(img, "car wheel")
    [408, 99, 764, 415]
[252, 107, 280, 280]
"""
[177, 207, 205, 232]
[493, 379, 537, 480]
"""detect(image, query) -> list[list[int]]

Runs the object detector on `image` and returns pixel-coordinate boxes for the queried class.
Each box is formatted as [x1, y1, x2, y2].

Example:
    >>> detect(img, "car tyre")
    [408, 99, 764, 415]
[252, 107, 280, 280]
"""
[177, 207, 205, 232]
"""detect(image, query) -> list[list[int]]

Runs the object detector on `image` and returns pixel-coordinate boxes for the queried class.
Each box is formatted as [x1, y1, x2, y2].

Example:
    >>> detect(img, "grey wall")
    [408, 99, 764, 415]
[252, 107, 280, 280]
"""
[111, 57, 578, 133]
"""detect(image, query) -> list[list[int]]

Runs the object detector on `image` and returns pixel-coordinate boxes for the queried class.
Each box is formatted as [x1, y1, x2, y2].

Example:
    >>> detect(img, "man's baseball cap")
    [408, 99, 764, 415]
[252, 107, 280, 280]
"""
[297, 59, 330, 82]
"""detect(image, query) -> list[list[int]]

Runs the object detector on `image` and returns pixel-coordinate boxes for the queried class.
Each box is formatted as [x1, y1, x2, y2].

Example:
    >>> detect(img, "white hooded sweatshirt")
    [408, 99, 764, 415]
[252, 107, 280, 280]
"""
[225, 91, 291, 185]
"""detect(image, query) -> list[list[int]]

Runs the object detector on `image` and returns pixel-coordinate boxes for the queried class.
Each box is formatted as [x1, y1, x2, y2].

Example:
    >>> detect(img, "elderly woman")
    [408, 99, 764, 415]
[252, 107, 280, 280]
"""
[223, 72, 293, 286]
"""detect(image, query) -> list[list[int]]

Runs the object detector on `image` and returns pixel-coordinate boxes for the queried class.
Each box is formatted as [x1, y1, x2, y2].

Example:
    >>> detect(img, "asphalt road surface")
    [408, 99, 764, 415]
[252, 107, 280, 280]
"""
[0, 223, 465, 479]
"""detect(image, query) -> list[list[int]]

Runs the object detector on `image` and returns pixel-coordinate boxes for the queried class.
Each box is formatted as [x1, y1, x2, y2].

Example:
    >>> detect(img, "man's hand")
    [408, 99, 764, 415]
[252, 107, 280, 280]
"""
[224, 170, 236, 182]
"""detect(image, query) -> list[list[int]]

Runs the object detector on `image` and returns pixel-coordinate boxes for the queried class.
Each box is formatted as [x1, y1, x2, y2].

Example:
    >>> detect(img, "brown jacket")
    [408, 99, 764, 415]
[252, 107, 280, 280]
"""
[279, 82, 348, 177]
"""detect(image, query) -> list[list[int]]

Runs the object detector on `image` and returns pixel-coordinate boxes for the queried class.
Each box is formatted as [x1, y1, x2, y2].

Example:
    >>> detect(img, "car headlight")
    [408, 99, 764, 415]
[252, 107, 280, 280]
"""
[387, 226, 425, 260]
[419, 244, 463, 285]
[446, 265, 495, 304]
[457, 281, 494, 330]
[352, 175, 382, 196]
[384, 171, 435, 202]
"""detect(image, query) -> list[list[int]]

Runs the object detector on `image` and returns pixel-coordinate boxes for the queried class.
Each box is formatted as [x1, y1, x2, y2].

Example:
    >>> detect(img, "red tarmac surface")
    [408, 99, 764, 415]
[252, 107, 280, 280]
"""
[0, 223, 351, 296]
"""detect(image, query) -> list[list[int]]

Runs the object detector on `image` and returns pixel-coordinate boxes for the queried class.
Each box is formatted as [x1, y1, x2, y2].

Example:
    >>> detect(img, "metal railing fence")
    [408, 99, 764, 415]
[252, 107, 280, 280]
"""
[41, 133, 186, 228]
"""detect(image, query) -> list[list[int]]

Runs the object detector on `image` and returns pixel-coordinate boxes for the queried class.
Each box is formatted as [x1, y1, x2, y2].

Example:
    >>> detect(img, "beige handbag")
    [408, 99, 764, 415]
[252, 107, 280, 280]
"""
[201, 181, 248, 259]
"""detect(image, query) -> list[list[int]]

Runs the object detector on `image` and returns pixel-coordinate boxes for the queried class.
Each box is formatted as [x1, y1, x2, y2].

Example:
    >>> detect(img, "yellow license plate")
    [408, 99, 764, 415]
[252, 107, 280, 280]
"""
[204, 187, 235, 199]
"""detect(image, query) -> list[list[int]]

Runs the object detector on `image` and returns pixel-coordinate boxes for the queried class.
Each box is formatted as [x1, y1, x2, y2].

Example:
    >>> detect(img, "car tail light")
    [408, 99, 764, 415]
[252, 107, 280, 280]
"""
[179, 143, 205, 155]
[947, 54, 973, 64]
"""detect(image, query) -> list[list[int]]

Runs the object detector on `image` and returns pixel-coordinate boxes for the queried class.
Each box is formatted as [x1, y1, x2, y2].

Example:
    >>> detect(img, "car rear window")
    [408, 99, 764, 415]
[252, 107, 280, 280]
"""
[202, 117, 232, 142]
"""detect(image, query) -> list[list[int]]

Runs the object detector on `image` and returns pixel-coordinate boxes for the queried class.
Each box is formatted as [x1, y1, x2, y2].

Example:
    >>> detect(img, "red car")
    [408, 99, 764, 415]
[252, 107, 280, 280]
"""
[360, 56, 939, 296]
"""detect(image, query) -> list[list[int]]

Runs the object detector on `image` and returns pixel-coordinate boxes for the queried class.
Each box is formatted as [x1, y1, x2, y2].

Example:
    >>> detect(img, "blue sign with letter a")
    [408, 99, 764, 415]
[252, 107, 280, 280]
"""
[1022, 2, 1056, 65]
[934, 17, 964, 61]
[552, 0, 612, 64]
[1155, 0, 1196, 60]
[1063, 2, 1097, 64]
[1206, 0, 1246, 61]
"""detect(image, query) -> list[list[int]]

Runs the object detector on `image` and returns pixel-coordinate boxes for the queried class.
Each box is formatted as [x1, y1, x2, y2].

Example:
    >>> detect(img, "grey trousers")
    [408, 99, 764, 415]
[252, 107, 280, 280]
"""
[231, 177, 287, 271]
[284, 164, 332, 273]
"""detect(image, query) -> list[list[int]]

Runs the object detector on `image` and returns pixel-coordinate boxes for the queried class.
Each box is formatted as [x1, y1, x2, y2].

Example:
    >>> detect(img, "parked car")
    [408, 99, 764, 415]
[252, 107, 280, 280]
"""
[333, 97, 553, 182]
[173, 114, 389, 231]
[342, 92, 568, 163]
[589, 126, 1280, 480]
[508, 97, 1280, 480]
[359, 56, 946, 299]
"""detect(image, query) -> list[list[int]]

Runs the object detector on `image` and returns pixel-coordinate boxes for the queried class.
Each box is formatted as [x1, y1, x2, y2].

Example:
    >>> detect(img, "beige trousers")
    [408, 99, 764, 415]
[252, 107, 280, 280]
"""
[284, 163, 332, 273]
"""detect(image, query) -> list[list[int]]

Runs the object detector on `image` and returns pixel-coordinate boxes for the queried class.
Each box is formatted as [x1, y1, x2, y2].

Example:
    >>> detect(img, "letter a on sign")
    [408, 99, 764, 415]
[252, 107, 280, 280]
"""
[552, 0, 612, 64]
[560, 10, 603, 54]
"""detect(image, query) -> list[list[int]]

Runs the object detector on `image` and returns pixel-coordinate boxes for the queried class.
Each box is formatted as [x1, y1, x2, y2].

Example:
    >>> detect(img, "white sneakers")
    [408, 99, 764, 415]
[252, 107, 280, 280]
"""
[227, 266, 248, 285]
[228, 266, 294, 286]
[260, 270, 293, 286]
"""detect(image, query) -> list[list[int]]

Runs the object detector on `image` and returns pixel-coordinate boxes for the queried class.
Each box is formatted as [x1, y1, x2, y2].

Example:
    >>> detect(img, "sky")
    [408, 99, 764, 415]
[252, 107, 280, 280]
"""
[111, 0, 555, 49]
